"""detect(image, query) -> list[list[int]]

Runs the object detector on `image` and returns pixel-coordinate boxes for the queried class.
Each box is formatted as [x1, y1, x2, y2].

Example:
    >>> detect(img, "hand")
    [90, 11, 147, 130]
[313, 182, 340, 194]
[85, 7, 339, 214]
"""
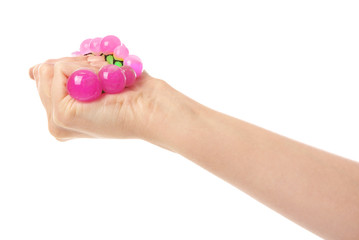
[29, 56, 184, 141]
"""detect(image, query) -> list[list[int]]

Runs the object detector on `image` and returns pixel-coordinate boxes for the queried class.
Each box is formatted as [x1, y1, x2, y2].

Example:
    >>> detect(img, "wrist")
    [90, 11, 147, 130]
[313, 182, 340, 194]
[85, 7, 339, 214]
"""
[140, 81, 207, 152]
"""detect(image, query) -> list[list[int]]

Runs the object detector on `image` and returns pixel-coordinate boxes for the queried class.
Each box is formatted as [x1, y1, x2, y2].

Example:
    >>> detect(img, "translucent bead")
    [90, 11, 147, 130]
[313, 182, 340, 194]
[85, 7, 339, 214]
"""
[67, 69, 102, 102]
[100, 35, 121, 55]
[106, 55, 114, 65]
[121, 66, 136, 87]
[113, 44, 129, 60]
[123, 55, 143, 78]
[71, 51, 82, 57]
[98, 65, 126, 94]
[114, 61, 123, 67]
[80, 39, 92, 55]
[89, 37, 102, 55]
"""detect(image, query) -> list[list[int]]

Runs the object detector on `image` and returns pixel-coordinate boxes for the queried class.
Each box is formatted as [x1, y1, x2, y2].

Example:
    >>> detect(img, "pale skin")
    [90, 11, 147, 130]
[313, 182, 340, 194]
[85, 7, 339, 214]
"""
[29, 56, 359, 240]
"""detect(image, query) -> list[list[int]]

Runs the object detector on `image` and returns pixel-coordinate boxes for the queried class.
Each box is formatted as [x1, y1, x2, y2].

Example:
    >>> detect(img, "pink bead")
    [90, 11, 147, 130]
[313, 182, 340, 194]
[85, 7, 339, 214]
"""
[124, 55, 143, 78]
[121, 66, 137, 87]
[67, 69, 102, 102]
[100, 35, 121, 55]
[89, 37, 102, 55]
[71, 51, 82, 57]
[98, 65, 126, 94]
[80, 39, 92, 55]
[113, 44, 129, 60]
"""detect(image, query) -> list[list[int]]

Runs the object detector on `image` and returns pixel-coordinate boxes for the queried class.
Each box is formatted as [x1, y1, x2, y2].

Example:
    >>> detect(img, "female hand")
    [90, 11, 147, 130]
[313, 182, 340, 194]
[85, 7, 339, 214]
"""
[29, 56, 188, 142]
[29, 56, 359, 240]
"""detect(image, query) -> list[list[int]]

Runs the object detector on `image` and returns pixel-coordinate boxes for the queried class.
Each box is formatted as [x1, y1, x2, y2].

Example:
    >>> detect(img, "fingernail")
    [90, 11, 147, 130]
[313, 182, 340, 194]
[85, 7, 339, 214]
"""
[88, 56, 105, 62]
[90, 61, 109, 68]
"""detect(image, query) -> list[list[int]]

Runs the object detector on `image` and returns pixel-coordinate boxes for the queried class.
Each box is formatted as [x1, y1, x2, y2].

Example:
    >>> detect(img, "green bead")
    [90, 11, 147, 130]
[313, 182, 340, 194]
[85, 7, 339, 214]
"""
[106, 55, 114, 65]
[114, 61, 123, 67]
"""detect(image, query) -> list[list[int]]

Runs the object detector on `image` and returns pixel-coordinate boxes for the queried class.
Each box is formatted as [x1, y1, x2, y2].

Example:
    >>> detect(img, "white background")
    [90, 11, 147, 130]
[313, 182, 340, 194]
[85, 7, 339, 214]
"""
[0, 0, 358, 239]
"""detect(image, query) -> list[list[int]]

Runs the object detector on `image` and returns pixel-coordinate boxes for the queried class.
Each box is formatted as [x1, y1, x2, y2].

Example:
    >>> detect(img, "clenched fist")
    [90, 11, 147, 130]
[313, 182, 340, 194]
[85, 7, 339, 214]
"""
[29, 56, 187, 142]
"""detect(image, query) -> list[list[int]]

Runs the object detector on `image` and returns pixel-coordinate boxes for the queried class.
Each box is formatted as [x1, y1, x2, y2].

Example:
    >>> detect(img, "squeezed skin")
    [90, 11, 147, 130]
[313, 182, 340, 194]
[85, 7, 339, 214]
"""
[29, 56, 359, 240]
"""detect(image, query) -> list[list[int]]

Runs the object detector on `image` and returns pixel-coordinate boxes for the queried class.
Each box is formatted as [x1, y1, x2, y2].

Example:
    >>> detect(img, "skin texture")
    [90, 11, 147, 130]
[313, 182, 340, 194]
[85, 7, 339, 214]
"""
[29, 57, 359, 240]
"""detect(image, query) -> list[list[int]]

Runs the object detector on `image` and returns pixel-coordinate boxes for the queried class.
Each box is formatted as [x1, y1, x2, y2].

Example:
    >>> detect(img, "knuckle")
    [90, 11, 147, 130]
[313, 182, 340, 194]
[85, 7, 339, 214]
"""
[45, 58, 57, 64]
[38, 63, 53, 78]
[54, 61, 66, 71]
[48, 121, 65, 139]
[152, 79, 170, 96]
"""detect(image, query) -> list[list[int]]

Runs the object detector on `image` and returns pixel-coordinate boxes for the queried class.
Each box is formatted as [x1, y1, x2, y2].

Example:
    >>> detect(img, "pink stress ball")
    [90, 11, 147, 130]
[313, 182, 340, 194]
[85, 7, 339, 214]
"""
[113, 44, 129, 60]
[67, 69, 102, 102]
[80, 39, 92, 55]
[98, 65, 126, 94]
[100, 35, 121, 55]
[124, 55, 143, 78]
[121, 66, 136, 87]
[89, 37, 102, 55]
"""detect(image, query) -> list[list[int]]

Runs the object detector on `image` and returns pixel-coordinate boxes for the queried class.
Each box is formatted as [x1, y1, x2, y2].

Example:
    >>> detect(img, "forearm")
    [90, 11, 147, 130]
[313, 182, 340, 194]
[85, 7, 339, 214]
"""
[146, 85, 359, 240]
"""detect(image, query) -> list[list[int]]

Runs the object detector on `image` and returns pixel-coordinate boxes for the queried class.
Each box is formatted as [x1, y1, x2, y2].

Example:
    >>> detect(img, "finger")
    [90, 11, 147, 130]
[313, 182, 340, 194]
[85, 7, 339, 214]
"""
[29, 56, 88, 80]
[45, 56, 89, 64]
[33, 64, 41, 88]
[37, 63, 54, 114]
[31, 64, 41, 82]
